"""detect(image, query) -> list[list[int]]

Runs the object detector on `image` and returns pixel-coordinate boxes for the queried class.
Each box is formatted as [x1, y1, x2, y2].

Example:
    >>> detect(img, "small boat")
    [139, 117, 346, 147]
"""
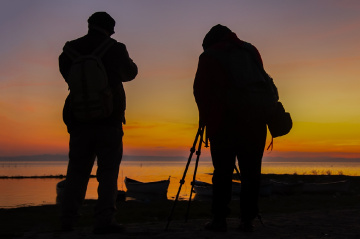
[56, 179, 66, 195]
[56, 179, 66, 204]
[124, 177, 170, 195]
[303, 180, 350, 194]
[192, 180, 212, 196]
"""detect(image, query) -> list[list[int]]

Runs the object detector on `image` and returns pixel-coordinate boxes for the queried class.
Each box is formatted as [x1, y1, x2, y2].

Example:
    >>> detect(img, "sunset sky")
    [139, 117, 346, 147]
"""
[0, 1, 359, 160]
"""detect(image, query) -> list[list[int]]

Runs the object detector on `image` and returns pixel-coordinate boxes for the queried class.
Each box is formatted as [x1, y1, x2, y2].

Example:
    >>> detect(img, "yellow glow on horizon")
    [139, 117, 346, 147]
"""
[270, 121, 360, 155]
[0, 2, 360, 159]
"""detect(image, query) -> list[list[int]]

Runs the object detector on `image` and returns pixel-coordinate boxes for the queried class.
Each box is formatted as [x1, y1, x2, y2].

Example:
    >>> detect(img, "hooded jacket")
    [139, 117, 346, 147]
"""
[193, 31, 270, 138]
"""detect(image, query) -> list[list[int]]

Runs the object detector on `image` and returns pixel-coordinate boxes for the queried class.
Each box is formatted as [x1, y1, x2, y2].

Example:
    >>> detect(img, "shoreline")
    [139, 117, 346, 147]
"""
[0, 175, 96, 179]
[1, 173, 359, 179]
[1, 174, 359, 209]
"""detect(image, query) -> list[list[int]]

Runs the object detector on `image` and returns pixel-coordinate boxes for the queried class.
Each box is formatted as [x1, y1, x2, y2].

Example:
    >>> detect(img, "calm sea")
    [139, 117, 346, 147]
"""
[1, 159, 359, 208]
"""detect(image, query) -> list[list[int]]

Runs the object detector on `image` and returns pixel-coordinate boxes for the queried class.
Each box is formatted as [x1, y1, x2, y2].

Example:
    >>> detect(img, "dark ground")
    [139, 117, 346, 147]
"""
[1, 174, 360, 239]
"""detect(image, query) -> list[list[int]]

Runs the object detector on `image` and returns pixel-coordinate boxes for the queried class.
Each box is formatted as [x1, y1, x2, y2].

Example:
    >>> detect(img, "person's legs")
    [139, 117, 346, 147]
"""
[94, 126, 123, 229]
[61, 128, 96, 229]
[237, 151, 263, 222]
[206, 134, 236, 231]
[210, 141, 236, 219]
[236, 121, 266, 229]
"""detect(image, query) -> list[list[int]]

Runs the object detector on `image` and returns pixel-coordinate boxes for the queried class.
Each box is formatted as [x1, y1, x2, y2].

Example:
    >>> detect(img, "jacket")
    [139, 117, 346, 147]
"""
[59, 29, 138, 133]
[193, 32, 268, 138]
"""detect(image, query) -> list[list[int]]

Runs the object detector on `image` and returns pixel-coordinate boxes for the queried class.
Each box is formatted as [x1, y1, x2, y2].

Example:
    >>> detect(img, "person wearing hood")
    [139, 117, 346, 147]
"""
[194, 24, 277, 232]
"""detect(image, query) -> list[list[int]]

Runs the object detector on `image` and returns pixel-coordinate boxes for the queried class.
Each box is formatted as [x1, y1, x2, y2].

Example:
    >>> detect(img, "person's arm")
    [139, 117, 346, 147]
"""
[107, 42, 138, 83]
[118, 43, 138, 82]
[194, 53, 226, 126]
[194, 54, 210, 125]
[58, 51, 72, 82]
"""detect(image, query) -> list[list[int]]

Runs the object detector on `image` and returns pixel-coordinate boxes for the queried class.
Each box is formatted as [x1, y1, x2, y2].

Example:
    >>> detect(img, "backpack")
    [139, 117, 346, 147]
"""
[63, 38, 115, 122]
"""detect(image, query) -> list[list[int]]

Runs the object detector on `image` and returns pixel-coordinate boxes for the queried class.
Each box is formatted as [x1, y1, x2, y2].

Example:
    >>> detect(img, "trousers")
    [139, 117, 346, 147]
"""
[61, 125, 123, 227]
[209, 119, 266, 221]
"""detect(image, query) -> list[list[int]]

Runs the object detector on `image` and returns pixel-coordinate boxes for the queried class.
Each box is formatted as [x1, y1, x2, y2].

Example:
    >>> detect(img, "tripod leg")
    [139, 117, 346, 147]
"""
[165, 126, 203, 231]
[234, 164, 241, 180]
[185, 126, 204, 222]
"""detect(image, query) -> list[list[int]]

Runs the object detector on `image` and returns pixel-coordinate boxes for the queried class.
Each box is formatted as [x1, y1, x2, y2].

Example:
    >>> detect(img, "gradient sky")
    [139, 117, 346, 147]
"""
[0, 1, 359, 159]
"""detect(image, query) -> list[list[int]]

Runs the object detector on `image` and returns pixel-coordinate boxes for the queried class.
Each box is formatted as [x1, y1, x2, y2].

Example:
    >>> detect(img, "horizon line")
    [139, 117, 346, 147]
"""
[0, 154, 360, 163]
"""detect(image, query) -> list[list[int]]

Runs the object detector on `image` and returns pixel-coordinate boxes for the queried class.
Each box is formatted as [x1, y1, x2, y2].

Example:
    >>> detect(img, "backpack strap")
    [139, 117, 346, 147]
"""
[266, 137, 274, 151]
[91, 38, 115, 58]
[63, 42, 81, 61]
[242, 43, 279, 101]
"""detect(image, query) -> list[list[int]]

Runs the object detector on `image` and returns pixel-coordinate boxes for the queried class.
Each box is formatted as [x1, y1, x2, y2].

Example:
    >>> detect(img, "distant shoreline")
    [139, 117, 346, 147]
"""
[0, 154, 190, 162]
[0, 175, 96, 179]
[1, 174, 359, 179]
[1, 154, 360, 163]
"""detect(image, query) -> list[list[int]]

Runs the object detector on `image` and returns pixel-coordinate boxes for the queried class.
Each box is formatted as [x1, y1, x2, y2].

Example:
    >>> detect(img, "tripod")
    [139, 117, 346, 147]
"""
[165, 125, 205, 231]
[164, 125, 242, 230]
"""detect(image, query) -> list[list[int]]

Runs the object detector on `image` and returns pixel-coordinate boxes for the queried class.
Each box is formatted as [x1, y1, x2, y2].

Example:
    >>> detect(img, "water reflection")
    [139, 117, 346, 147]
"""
[1, 160, 360, 208]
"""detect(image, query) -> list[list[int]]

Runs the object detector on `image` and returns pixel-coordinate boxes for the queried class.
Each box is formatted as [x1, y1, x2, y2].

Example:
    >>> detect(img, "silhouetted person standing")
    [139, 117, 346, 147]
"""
[59, 12, 137, 234]
[194, 25, 278, 232]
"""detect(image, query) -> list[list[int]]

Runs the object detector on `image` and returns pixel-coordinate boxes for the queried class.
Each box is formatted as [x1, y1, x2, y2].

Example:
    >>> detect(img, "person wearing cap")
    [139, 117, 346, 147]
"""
[59, 12, 137, 234]
[194, 24, 272, 232]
